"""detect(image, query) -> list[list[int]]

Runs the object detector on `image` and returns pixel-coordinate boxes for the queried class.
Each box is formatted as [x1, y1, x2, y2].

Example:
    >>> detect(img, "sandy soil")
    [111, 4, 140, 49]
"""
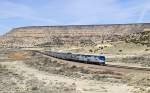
[0, 49, 150, 93]
[0, 61, 136, 93]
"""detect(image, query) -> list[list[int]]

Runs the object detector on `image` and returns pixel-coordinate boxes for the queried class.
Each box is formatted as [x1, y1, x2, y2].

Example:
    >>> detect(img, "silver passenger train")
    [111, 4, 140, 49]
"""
[43, 51, 106, 65]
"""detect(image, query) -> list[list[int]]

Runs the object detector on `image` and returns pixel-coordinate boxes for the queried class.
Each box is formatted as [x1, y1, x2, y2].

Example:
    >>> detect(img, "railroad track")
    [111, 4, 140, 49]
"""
[34, 51, 150, 72]
[105, 64, 150, 71]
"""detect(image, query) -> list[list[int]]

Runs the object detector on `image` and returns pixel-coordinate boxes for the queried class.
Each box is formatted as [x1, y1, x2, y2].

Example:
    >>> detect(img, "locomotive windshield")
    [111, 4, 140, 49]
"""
[98, 56, 105, 61]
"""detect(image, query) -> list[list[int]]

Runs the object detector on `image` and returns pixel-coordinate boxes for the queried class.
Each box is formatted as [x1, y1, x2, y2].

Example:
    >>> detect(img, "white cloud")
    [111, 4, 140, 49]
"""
[1, 0, 150, 25]
[0, 1, 58, 24]
[0, 0, 150, 35]
[138, 0, 150, 22]
[62, 0, 150, 24]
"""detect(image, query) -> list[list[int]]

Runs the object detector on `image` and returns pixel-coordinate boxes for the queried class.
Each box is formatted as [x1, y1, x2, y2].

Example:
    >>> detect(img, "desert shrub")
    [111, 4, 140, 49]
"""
[89, 49, 93, 52]
[145, 49, 149, 51]
[118, 49, 122, 52]
[80, 39, 95, 46]
[122, 56, 150, 67]
[52, 36, 64, 45]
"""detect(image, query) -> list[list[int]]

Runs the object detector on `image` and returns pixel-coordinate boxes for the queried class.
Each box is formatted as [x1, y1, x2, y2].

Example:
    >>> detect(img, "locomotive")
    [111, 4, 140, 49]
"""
[43, 51, 106, 65]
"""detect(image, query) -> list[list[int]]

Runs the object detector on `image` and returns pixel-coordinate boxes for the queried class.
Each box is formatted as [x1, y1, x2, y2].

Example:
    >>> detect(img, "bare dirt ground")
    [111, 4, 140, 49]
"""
[0, 49, 150, 93]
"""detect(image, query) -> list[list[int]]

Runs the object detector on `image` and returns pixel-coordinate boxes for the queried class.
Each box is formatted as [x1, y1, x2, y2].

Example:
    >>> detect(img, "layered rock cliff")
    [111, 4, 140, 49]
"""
[0, 23, 150, 48]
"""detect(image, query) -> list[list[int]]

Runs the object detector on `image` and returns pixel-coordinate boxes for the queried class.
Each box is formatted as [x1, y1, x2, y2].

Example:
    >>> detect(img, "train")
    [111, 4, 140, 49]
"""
[42, 51, 106, 65]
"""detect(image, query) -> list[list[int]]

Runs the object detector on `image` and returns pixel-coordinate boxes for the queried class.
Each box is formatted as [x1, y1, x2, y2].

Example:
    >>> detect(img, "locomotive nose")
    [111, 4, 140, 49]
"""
[98, 56, 106, 63]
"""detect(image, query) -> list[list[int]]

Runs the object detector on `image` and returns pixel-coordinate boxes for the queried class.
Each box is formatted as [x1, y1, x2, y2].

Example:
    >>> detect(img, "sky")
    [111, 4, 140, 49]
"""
[0, 0, 150, 35]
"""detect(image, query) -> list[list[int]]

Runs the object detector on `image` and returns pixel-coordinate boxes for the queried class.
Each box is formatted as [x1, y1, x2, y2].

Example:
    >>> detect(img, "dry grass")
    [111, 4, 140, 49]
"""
[8, 51, 28, 60]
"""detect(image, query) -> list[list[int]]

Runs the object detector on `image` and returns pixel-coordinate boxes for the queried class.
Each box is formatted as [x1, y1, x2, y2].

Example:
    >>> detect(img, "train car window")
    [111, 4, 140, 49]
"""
[84, 55, 91, 57]
[88, 55, 91, 57]
[67, 53, 72, 54]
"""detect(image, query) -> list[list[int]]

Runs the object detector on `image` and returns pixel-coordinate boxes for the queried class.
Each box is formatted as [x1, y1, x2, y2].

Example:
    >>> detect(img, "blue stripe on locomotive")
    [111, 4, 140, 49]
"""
[98, 56, 105, 62]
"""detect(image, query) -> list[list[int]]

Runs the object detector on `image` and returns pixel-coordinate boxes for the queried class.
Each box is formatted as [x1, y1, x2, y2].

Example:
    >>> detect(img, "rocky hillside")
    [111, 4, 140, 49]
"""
[124, 29, 150, 46]
[0, 23, 150, 48]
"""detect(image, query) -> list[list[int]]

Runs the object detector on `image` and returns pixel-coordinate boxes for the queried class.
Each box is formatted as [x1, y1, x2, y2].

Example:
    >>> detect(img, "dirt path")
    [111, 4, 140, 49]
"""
[0, 60, 138, 93]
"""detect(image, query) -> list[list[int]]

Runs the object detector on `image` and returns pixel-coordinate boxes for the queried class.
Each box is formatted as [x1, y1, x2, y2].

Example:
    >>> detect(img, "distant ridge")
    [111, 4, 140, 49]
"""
[0, 23, 150, 48]
[11, 23, 150, 29]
